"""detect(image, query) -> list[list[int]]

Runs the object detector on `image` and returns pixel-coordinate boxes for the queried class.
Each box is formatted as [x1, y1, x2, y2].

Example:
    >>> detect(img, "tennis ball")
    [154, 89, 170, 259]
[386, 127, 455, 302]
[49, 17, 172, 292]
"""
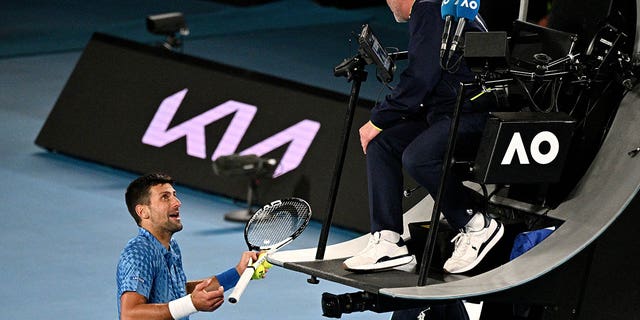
[252, 264, 267, 280]
[258, 253, 273, 269]
[252, 254, 273, 280]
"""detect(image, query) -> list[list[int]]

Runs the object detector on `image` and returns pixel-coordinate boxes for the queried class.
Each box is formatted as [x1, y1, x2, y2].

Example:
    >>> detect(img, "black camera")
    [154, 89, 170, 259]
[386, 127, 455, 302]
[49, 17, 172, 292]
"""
[212, 154, 277, 177]
[145, 12, 190, 51]
[146, 12, 189, 36]
[358, 24, 395, 83]
[321, 291, 376, 318]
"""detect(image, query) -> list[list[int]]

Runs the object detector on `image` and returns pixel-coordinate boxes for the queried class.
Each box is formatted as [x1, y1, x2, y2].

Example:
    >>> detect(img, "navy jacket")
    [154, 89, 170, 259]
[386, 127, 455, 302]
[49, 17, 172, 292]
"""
[370, 0, 489, 129]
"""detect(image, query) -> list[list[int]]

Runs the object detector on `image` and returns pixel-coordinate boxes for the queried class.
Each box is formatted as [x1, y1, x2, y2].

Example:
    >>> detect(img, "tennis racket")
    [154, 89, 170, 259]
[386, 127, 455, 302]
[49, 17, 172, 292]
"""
[228, 197, 312, 304]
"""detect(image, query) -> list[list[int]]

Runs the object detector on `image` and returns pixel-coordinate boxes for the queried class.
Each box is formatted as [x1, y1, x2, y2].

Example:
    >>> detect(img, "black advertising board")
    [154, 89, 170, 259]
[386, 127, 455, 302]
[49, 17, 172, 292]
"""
[35, 33, 423, 232]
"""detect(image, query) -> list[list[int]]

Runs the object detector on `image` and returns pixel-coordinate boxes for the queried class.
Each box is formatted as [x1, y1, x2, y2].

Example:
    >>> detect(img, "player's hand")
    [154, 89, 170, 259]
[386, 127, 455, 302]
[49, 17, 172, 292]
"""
[235, 251, 259, 275]
[191, 279, 224, 312]
[252, 252, 273, 280]
[359, 121, 381, 154]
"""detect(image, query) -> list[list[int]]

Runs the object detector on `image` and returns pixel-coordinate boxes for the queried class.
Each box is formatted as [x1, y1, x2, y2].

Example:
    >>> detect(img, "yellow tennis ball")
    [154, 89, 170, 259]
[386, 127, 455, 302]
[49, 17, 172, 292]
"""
[251, 252, 273, 280]
[252, 264, 266, 280]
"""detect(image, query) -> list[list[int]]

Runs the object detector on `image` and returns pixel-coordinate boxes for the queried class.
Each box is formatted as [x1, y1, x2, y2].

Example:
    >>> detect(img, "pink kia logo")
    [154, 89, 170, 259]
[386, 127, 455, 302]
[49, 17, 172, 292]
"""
[142, 89, 321, 177]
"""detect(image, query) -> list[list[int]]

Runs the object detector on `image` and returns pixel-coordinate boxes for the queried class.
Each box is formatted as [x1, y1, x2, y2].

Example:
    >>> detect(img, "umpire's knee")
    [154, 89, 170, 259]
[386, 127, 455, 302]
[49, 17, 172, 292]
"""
[402, 150, 441, 181]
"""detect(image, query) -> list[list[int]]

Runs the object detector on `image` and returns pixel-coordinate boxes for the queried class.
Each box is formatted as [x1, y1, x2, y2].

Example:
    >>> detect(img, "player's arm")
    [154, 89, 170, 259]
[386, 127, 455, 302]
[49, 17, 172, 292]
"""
[120, 292, 173, 320]
[186, 251, 259, 293]
[186, 278, 220, 293]
[121, 279, 224, 320]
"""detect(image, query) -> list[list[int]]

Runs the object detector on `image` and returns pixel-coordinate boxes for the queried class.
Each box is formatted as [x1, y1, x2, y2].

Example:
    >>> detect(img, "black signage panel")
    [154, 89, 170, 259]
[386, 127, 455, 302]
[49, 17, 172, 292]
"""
[35, 33, 399, 231]
[473, 112, 576, 184]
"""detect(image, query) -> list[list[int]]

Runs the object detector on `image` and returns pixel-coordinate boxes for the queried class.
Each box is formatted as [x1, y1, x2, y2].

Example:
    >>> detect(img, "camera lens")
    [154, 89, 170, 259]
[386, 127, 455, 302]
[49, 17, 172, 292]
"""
[321, 291, 375, 318]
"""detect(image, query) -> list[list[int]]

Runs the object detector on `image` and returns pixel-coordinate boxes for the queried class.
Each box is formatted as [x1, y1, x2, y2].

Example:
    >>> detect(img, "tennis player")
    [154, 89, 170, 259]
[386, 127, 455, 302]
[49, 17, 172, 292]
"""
[117, 173, 258, 320]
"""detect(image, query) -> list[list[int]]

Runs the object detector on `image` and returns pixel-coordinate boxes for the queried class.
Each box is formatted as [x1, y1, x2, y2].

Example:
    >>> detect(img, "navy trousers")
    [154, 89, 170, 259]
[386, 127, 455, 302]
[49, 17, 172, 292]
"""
[366, 111, 489, 234]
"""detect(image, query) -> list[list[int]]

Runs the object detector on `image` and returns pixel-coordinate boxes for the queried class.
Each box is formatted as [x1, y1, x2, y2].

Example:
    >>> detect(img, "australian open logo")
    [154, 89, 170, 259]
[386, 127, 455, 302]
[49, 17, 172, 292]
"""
[457, 0, 479, 9]
[501, 131, 560, 165]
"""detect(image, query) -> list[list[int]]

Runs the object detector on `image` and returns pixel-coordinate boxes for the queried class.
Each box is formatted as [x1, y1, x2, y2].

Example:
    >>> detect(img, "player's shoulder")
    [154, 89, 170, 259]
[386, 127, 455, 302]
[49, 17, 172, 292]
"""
[120, 234, 157, 258]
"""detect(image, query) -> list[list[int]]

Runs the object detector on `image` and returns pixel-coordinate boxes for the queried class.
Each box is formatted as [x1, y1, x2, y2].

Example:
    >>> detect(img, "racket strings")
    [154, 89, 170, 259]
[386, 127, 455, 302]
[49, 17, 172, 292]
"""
[246, 201, 310, 249]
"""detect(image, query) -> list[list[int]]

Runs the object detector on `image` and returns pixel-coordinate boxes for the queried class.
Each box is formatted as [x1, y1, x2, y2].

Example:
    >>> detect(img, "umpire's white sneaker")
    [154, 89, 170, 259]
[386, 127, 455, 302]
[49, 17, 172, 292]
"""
[443, 214, 504, 274]
[343, 230, 414, 272]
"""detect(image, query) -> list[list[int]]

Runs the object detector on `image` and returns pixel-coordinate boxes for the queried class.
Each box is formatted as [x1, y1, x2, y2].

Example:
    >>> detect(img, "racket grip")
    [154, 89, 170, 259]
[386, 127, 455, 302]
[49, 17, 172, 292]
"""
[228, 254, 269, 304]
[228, 267, 254, 304]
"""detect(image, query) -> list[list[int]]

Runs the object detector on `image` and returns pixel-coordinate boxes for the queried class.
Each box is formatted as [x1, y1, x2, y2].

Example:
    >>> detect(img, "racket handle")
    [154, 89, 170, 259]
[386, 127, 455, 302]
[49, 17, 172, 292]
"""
[228, 255, 265, 304]
[228, 267, 254, 304]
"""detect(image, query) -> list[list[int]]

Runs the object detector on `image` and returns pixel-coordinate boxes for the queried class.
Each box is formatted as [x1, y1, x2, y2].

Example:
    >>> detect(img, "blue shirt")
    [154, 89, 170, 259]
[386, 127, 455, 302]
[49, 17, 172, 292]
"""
[370, 0, 490, 129]
[116, 228, 241, 319]
[117, 227, 188, 319]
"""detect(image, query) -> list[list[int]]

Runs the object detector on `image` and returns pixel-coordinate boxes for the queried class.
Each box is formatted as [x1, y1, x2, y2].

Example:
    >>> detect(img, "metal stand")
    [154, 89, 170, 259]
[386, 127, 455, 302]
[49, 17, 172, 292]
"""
[308, 54, 368, 284]
[416, 81, 472, 285]
[212, 154, 276, 223]
[417, 78, 512, 285]
[223, 178, 258, 222]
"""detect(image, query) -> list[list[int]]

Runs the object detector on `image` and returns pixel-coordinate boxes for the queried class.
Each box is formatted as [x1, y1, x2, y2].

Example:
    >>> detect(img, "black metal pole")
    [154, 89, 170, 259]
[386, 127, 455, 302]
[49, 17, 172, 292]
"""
[308, 59, 367, 284]
[418, 82, 471, 286]
[315, 64, 367, 259]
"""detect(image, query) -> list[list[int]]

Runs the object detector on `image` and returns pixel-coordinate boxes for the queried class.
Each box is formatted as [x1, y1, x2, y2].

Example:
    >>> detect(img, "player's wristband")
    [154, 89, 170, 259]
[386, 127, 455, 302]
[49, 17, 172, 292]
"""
[168, 294, 197, 319]
[216, 267, 241, 289]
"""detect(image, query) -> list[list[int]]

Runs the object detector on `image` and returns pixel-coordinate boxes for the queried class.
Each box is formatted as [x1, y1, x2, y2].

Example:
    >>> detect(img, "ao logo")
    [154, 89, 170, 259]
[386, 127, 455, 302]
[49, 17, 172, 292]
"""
[501, 131, 560, 165]
[459, 0, 478, 9]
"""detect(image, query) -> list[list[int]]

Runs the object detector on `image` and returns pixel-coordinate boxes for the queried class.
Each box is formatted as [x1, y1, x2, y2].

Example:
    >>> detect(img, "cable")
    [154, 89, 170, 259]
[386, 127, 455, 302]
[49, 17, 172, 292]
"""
[516, 78, 545, 112]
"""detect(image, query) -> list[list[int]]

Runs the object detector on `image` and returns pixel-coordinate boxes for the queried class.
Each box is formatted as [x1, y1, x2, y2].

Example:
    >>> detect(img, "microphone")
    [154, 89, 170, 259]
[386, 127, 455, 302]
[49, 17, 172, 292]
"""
[440, 0, 458, 60]
[448, 0, 480, 61]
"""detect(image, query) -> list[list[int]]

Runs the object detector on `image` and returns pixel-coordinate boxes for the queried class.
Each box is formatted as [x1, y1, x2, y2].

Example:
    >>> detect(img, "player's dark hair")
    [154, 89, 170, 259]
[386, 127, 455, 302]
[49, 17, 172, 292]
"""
[125, 173, 175, 225]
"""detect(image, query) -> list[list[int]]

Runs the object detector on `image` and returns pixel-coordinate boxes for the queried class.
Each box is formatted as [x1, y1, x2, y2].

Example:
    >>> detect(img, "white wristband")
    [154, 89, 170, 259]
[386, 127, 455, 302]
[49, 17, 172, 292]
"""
[168, 294, 198, 319]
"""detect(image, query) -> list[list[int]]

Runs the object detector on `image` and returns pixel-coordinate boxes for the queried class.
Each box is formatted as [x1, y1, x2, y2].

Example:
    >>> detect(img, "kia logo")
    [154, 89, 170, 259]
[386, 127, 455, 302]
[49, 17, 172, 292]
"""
[142, 89, 321, 177]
